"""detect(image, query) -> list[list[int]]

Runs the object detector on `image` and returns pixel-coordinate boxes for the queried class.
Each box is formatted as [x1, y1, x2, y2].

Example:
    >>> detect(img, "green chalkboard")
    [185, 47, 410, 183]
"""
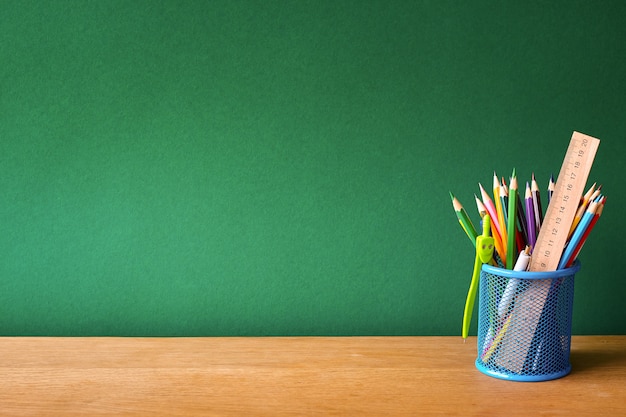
[1, 1, 625, 336]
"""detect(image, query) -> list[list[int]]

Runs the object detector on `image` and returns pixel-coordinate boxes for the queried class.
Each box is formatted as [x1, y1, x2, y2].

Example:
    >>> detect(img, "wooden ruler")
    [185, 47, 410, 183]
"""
[494, 131, 600, 373]
[529, 131, 600, 272]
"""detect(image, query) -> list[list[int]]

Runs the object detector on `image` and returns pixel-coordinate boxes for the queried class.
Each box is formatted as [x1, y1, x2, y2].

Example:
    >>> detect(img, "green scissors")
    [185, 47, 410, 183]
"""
[462, 214, 495, 340]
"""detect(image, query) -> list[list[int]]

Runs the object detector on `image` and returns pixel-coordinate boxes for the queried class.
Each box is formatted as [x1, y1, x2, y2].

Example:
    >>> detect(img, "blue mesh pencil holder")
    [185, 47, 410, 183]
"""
[475, 261, 580, 382]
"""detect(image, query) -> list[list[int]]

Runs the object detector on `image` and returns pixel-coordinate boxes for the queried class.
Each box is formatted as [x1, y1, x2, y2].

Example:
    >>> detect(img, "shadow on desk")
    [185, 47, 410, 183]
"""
[569, 338, 626, 375]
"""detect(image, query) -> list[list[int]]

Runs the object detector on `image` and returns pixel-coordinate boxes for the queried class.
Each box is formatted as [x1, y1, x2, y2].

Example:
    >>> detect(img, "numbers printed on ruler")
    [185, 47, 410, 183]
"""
[496, 132, 600, 373]
[530, 132, 600, 272]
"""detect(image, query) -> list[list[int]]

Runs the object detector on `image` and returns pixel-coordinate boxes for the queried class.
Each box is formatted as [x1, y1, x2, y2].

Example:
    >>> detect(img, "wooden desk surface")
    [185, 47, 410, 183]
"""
[1, 336, 625, 416]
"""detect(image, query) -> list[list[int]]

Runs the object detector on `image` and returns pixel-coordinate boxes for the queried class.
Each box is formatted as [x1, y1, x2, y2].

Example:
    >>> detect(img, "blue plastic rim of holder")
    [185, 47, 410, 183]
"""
[475, 261, 581, 382]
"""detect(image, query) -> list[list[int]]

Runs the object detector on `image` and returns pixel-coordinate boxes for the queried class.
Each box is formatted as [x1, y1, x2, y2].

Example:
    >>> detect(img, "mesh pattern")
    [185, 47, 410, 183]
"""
[476, 266, 576, 381]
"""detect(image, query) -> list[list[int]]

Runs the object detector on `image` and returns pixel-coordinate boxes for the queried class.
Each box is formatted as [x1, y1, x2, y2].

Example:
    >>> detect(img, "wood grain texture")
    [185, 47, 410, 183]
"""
[1, 336, 625, 416]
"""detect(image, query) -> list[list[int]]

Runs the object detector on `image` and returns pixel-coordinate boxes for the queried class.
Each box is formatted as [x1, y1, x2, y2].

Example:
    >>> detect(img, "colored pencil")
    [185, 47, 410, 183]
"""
[493, 172, 508, 246]
[564, 196, 605, 268]
[568, 182, 596, 239]
[474, 194, 487, 219]
[558, 199, 599, 269]
[515, 186, 528, 245]
[506, 170, 518, 269]
[531, 173, 543, 231]
[450, 192, 478, 246]
[479, 183, 503, 239]
[478, 183, 505, 261]
[547, 174, 555, 203]
[500, 180, 508, 225]
[525, 182, 536, 251]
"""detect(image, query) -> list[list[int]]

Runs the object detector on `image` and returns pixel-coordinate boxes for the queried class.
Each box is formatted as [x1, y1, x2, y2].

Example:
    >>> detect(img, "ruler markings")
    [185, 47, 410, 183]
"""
[494, 132, 600, 373]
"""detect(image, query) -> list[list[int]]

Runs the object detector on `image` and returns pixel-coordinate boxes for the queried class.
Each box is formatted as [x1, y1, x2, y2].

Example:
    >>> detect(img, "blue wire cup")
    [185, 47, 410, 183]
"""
[475, 261, 581, 382]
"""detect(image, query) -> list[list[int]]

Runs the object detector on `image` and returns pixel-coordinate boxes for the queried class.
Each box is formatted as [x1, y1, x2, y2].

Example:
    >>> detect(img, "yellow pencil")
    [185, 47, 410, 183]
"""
[482, 314, 512, 362]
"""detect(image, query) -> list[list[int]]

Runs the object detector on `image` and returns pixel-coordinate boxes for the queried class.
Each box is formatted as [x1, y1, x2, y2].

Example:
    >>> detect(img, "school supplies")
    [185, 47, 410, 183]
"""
[548, 174, 555, 203]
[528, 132, 600, 271]
[506, 170, 518, 269]
[497, 246, 531, 319]
[564, 196, 605, 268]
[478, 183, 506, 264]
[531, 174, 543, 231]
[524, 182, 536, 250]
[558, 197, 603, 269]
[494, 172, 508, 248]
[450, 131, 606, 377]
[450, 192, 478, 247]
[495, 132, 600, 373]
[515, 186, 528, 250]
[568, 182, 596, 240]
[462, 215, 495, 340]
[479, 262, 579, 381]
[474, 194, 487, 219]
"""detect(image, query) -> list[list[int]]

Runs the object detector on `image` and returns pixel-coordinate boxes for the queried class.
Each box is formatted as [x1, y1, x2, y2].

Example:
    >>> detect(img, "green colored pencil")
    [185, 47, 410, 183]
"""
[450, 192, 478, 245]
[506, 169, 518, 269]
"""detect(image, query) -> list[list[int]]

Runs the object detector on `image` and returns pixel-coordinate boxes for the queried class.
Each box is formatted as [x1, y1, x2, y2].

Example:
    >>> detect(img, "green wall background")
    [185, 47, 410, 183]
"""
[1, 1, 625, 336]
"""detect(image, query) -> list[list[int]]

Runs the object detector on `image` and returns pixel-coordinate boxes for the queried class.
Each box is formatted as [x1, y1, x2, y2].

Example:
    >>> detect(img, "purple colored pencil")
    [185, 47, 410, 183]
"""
[525, 181, 536, 251]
